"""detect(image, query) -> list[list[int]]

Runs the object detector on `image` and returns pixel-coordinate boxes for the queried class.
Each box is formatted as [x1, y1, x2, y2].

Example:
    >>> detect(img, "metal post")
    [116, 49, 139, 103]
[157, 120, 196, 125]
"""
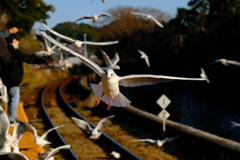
[162, 120, 166, 138]
[84, 33, 87, 57]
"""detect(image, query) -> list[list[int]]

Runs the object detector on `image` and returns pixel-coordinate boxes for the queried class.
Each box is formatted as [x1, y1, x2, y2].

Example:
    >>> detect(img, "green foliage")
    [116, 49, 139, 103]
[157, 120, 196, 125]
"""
[0, 0, 54, 34]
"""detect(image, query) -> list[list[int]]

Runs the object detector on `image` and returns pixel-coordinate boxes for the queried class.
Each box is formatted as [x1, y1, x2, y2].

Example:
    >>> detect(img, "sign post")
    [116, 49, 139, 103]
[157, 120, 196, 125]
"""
[156, 94, 171, 138]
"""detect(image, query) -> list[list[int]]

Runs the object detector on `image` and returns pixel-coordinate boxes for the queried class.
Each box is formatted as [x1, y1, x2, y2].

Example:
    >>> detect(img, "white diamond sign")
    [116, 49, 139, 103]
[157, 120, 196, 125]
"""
[158, 110, 170, 120]
[156, 94, 171, 109]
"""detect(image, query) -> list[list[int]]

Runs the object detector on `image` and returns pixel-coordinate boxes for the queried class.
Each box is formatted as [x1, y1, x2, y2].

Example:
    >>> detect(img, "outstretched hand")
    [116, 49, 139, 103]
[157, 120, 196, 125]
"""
[9, 27, 19, 34]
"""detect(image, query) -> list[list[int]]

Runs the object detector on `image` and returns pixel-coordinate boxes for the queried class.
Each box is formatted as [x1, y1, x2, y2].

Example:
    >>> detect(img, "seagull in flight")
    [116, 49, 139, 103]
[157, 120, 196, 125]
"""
[138, 50, 150, 68]
[39, 31, 209, 110]
[74, 14, 118, 23]
[71, 115, 115, 140]
[98, 46, 120, 70]
[29, 124, 65, 147]
[132, 135, 180, 150]
[131, 11, 164, 28]
[38, 144, 71, 160]
[35, 33, 58, 56]
[206, 58, 240, 67]
[41, 23, 118, 48]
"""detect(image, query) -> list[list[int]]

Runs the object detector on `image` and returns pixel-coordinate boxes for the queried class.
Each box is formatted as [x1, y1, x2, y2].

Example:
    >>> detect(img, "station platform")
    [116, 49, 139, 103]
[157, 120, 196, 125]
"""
[5, 102, 44, 160]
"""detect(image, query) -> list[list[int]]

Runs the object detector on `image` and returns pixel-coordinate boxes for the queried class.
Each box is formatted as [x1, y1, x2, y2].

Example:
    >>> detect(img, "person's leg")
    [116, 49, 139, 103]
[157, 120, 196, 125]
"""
[7, 86, 20, 123]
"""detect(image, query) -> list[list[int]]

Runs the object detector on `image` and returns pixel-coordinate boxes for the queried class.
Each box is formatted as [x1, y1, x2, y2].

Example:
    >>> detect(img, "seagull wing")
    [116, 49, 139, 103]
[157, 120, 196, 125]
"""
[12, 120, 35, 142]
[75, 15, 93, 22]
[71, 117, 93, 134]
[227, 60, 240, 66]
[231, 121, 240, 127]
[132, 139, 156, 144]
[40, 31, 104, 77]
[45, 145, 71, 160]
[0, 106, 10, 142]
[149, 16, 164, 28]
[138, 50, 147, 58]
[41, 125, 65, 139]
[41, 23, 75, 43]
[162, 135, 180, 144]
[83, 40, 119, 46]
[98, 46, 112, 66]
[98, 13, 118, 19]
[95, 115, 115, 131]
[111, 53, 120, 65]
[119, 72, 207, 87]
[130, 12, 149, 17]
[138, 50, 150, 68]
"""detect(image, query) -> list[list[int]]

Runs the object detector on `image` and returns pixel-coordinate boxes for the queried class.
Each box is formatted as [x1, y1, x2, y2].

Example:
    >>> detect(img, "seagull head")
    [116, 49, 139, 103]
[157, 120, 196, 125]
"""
[218, 59, 229, 66]
[74, 40, 83, 48]
[105, 69, 115, 79]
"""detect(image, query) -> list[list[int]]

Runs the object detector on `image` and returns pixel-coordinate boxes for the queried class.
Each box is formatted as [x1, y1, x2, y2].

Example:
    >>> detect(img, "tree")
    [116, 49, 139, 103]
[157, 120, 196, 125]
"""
[0, 0, 54, 33]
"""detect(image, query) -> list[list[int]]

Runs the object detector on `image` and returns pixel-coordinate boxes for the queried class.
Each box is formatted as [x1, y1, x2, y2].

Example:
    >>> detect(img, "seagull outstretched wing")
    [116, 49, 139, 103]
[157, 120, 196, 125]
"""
[39, 31, 104, 77]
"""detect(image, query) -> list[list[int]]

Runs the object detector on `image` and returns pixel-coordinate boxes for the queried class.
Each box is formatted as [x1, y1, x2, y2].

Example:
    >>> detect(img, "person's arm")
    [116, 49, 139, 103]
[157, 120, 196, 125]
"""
[0, 27, 19, 38]
[0, 38, 12, 64]
[13, 48, 49, 64]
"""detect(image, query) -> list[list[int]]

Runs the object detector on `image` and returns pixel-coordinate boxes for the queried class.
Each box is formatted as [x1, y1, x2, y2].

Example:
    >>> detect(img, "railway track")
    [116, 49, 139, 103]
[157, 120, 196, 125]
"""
[40, 77, 142, 160]
[29, 75, 240, 160]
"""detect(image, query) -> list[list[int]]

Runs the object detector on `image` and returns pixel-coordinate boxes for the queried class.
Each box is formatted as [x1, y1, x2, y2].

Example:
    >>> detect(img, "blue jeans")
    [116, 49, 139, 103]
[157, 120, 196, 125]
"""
[7, 86, 20, 122]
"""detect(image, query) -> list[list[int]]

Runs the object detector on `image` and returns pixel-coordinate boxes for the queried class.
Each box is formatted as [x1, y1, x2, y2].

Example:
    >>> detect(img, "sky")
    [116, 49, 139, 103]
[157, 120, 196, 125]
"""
[33, 0, 190, 30]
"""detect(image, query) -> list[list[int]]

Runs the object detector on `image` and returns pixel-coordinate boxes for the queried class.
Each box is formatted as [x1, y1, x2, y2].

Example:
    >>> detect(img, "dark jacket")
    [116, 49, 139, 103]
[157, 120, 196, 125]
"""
[1, 45, 47, 87]
[0, 38, 11, 64]
[0, 30, 10, 38]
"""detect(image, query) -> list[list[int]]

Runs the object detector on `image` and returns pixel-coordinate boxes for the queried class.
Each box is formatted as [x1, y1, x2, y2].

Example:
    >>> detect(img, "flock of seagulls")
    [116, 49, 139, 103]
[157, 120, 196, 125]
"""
[2, 6, 240, 159]
[40, 30, 209, 111]
[0, 104, 70, 160]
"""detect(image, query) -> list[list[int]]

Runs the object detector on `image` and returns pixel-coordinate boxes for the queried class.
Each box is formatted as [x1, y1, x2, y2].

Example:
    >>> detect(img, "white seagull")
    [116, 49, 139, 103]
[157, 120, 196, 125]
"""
[35, 33, 58, 56]
[0, 105, 10, 147]
[98, 47, 120, 70]
[0, 152, 29, 160]
[132, 135, 180, 149]
[131, 11, 164, 28]
[231, 121, 240, 127]
[110, 151, 121, 159]
[41, 23, 119, 48]
[38, 144, 71, 160]
[74, 14, 118, 23]
[71, 115, 115, 140]
[138, 50, 150, 68]
[29, 124, 65, 147]
[206, 58, 240, 67]
[39, 31, 209, 110]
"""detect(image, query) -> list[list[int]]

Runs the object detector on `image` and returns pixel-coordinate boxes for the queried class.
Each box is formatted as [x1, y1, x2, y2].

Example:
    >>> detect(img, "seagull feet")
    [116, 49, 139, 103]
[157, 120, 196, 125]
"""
[95, 98, 102, 106]
[158, 147, 164, 151]
[106, 104, 111, 110]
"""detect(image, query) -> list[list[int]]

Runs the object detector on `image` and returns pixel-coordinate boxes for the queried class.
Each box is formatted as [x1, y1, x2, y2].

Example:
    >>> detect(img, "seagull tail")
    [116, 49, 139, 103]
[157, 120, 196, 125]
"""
[90, 83, 131, 107]
[110, 92, 131, 107]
